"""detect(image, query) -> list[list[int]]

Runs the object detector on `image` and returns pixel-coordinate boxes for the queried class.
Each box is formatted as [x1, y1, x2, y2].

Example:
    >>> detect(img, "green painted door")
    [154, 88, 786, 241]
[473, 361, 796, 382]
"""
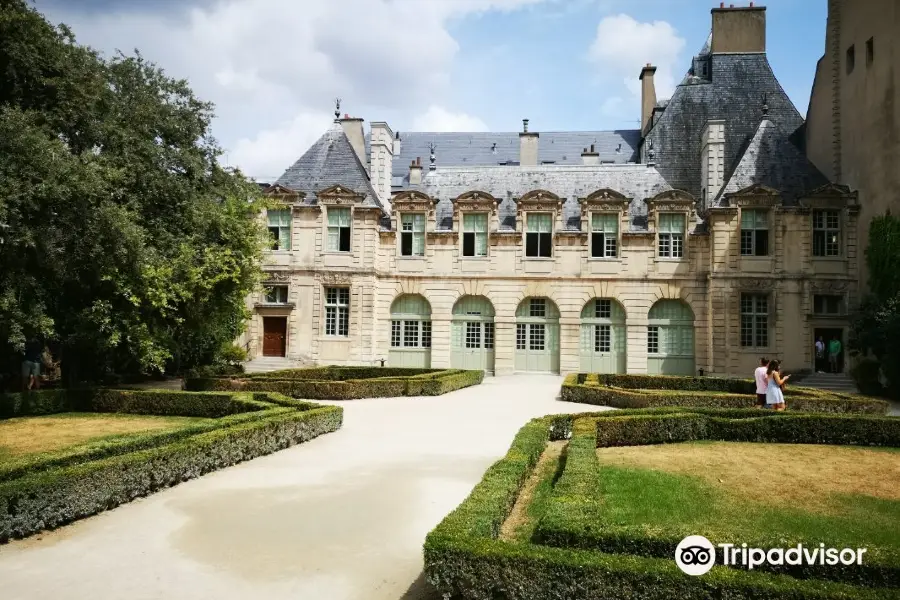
[388, 294, 432, 368]
[647, 300, 695, 375]
[579, 299, 627, 373]
[450, 296, 495, 373]
[514, 298, 560, 373]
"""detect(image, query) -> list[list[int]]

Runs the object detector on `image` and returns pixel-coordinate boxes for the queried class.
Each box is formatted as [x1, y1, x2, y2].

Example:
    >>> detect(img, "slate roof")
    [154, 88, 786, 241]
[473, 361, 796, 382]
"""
[368, 130, 641, 186]
[276, 123, 381, 208]
[417, 164, 672, 232]
[717, 119, 828, 204]
[643, 53, 805, 203]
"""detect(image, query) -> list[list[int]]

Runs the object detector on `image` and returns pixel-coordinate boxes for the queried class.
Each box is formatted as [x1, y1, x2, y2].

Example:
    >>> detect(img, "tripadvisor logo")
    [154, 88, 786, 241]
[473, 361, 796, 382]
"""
[675, 535, 868, 576]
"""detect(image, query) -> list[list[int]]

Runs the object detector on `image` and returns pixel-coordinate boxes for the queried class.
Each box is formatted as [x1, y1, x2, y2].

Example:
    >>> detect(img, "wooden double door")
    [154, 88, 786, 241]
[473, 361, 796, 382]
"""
[262, 317, 287, 357]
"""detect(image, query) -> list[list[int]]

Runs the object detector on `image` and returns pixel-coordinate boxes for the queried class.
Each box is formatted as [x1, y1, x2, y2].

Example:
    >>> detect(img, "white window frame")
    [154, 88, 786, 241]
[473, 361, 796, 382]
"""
[525, 212, 553, 258]
[740, 293, 770, 349]
[462, 212, 489, 258]
[400, 212, 426, 257]
[264, 285, 288, 304]
[812, 209, 842, 258]
[657, 212, 686, 259]
[590, 212, 619, 259]
[324, 287, 350, 337]
[267, 208, 291, 251]
[326, 207, 352, 253]
[740, 208, 770, 257]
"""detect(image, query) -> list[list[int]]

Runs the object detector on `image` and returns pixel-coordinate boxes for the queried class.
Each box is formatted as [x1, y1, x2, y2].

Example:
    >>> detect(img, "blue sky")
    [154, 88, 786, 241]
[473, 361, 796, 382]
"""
[40, 0, 828, 180]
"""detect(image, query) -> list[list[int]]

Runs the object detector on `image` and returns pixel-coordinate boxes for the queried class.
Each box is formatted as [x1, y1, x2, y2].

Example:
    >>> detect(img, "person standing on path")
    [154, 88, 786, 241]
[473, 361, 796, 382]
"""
[754, 357, 769, 408]
[20, 338, 43, 392]
[765, 359, 789, 411]
[815, 337, 825, 373]
[828, 336, 842, 373]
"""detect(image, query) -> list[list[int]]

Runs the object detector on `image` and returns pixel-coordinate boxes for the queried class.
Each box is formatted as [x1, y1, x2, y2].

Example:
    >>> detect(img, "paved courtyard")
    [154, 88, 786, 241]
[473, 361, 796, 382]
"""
[0, 375, 605, 600]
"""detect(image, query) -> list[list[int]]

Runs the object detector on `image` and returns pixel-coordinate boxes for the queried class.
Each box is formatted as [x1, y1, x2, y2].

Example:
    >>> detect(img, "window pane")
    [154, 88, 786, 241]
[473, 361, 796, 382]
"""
[529, 324, 545, 350]
[403, 321, 419, 347]
[484, 322, 495, 349]
[267, 209, 290, 226]
[755, 230, 769, 256]
[328, 207, 350, 227]
[465, 322, 481, 348]
[412, 232, 425, 256]
[327, 229, 340, 251]
[475, 232, 487, 256]
[592, 213, 618, 233]
[463, 213, 487, 232]
[539, 232, 552, 257]
[400, 232, 412, 256]
[658, 234, 671, 257]
[672, 234, 684, 258]
[338, 307, 349, 336]
[527, 213, 551, 233]
[462, 232, 475, 257]
[525, 232, 539, 257]
[595, 299, 611, 319]
[413, 213, 425, 231]
[647, 326, 659, 354]
[591, 232, 604, 258]
[740, 230, 753, 256]
[339, 226, 351, 252]
[605, 236, 617, 257]
[530, 298, 546, 317]
[401, 214, 414, 231]
[659, 213, 684, 233]
[391, 321, 401, 347]
[516, 324, 526, 350]
[422, 321, 432, 348]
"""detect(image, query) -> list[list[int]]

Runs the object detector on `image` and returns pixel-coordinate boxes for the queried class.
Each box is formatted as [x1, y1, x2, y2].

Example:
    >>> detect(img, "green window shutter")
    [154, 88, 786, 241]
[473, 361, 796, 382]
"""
[527, 213, 552, 233]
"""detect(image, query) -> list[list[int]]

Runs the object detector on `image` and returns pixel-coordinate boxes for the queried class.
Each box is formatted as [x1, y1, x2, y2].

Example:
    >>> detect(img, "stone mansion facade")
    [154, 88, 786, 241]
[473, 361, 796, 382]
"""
[240, 4, 861, 377]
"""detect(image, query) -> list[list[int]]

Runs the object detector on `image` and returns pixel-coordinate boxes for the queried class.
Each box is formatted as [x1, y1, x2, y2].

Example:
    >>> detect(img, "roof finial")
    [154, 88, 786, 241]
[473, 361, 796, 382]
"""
[429, 142, 436, 171]
[522, 118, 529, 133]
[334, 98, 341, 120]
[761, 93, 768, 117]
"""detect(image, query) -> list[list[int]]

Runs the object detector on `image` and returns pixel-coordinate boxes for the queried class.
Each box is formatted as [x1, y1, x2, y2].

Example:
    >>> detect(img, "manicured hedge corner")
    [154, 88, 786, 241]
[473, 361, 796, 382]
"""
[560, 373, 889, 415]
[184, 366, 484, 399]
[0, 389, 342, 542]
[423, 409, 900, 600]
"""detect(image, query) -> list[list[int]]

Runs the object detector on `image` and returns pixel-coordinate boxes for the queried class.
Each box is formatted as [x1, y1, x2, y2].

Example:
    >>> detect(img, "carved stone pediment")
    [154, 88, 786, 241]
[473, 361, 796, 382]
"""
[262, 271, 291, 283]
[809, 279, 852, 293]
[647, 189, 698, 226]
[263, 184, 305, 203]
[452, 190, 501, 215]
[581, 188, 631, 212]
[392, 190, 437, 216]
[727, 183, 782, 198]
[517, 189, 562, 207]
[317, 184, 363, 205]
[801, 183, 859, 211]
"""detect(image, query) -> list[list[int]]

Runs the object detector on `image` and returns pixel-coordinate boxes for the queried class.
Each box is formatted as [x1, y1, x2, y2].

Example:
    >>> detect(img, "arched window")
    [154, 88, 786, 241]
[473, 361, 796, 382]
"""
[389, 294, 432, 368]
[451, 296, 495, 374]
[514, 297, 560, 373]
[580, 298, 626, 373]
[647, 299, 695, 376]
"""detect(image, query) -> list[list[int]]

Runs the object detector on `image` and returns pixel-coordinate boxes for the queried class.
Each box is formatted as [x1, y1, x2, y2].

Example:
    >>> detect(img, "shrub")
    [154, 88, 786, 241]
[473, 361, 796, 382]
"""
[560, 374, 889, 415]
[424, 410, 899, 599]
[0, 390, 341, 541]
[185, 367, 483, 399]
[850, 358, 885, 397]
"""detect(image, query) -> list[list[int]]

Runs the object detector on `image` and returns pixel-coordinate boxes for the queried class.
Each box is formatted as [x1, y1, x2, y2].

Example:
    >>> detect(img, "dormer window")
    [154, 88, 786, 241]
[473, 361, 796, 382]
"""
[462, 213, 488, 257]
[740, 209, 769, 256]
[327, 207, 351, 252]
[657, 213, 685, 258]
[525, 213, 552, 258]
[812, 210, 841, 257]
[267, 209, 291, 251]
[590, 213, 618, 258]
[400, 213, 425, 256]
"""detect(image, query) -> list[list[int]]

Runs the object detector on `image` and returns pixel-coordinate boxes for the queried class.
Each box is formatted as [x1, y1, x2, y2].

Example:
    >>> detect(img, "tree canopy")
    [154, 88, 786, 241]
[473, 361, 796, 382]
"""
[0, 0, 268, 384]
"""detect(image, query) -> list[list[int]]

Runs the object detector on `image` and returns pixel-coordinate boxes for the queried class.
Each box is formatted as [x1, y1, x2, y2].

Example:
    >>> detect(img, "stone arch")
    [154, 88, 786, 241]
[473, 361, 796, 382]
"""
[514, 296, 561, 373]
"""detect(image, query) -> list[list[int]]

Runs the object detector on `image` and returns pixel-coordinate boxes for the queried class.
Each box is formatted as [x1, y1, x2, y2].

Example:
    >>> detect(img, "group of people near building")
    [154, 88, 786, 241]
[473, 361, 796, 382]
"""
[814, 336, 843, 374]
[754, 357, 790, 411]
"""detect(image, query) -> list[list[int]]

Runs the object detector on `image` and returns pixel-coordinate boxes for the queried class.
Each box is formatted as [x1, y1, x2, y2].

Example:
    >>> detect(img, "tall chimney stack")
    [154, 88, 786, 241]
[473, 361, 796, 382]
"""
[409, 157, 423, 185]
[519, 118, 539, 166]
[639, 64, 657, 136]
[338, 114, 367, 169]
[711, 3, 766, 54]
[581, 144, 600, 166]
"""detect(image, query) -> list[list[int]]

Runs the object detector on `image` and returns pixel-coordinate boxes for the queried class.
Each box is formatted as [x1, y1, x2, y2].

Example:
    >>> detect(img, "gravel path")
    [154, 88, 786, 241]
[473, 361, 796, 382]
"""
[0, 375, 605, 600]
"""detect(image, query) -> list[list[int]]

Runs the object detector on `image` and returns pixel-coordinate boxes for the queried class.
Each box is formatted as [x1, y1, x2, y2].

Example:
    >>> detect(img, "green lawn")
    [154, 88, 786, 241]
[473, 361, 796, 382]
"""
[0, 412, 214, 460]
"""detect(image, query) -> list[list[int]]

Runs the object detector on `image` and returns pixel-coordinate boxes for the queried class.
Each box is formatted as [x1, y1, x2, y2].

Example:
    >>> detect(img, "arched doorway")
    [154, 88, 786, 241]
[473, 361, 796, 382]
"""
[647, 299, 695, 375]
[515, 297, 560, 373]
[389, 294, 432, 368]
[580, 298, 626, 373]
[451, 295, 495, 374]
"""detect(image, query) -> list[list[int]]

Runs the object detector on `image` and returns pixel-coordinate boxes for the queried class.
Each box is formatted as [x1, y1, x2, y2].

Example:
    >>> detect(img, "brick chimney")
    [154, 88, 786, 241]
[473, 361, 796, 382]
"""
[640, 64, 657, 135]
[409, 157, 423, 186]
[581, 144, 600, 166]
[711, 3, 766, 54]
[338, 114, 367, 169]
[519, 119, 539, 166]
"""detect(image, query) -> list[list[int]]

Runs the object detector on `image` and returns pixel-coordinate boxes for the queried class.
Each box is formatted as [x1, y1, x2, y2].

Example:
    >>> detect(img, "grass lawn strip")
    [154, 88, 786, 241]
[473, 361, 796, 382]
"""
[534, 412, 900, 588]
[0, 390, 342, 542]
[424, 412, 895, 599]
[499, 440, 566, 542]
[0, 413, 212, 458]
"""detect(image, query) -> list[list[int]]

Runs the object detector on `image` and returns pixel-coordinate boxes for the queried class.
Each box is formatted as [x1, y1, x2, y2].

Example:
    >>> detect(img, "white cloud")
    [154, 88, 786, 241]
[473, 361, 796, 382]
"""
[411, 106, 490, 132]
[41, 0, 547, 179]
[587, 14, 686, 102]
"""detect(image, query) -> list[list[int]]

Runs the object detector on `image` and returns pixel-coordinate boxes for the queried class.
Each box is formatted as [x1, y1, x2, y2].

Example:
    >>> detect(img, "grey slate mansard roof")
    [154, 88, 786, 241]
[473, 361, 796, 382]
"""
[369, 130, 641, 187]
[643, 53, 811, 201]
[718, 119, 828, 204]
[416, 164, 672, 232]
[275, 123, 382, 208]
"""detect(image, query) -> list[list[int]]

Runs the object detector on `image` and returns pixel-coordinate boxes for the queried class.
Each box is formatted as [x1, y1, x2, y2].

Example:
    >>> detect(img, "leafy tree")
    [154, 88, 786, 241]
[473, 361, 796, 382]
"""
[851, 213, 900, 398]
[0, 1, 268, 385]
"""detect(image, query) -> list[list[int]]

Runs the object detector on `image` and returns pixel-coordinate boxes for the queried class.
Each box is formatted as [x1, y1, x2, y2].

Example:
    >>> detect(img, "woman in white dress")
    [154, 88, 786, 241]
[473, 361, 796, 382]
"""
[765, 359, 790, 411]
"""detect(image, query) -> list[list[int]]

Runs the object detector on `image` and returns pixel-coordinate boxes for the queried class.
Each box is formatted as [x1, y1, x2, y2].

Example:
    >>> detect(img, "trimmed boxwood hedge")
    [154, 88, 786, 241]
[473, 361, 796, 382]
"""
[185, 366, 484, 399]
[423, 409, 899, 599]
[534, 410, 900, 587]
[0, 390, 341, 542]
[561, 373, 889, 414]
